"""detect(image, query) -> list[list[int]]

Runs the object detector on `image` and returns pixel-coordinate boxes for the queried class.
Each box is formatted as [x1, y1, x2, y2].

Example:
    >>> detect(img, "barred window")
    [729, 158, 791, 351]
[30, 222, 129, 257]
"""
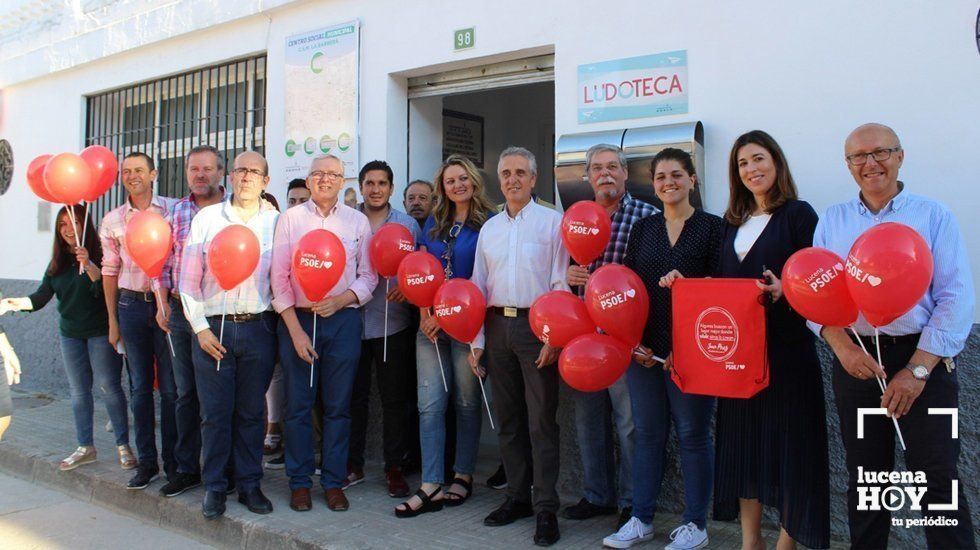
[85, 55, 266, 222]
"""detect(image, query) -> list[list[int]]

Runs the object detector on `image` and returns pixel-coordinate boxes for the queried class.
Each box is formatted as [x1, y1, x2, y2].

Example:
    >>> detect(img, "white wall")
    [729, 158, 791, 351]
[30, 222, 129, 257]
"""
[2, 0, 979, 320]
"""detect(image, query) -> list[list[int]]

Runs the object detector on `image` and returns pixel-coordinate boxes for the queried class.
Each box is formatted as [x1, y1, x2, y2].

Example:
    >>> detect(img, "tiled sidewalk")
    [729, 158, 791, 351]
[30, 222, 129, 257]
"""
[0, 391, 846, 549]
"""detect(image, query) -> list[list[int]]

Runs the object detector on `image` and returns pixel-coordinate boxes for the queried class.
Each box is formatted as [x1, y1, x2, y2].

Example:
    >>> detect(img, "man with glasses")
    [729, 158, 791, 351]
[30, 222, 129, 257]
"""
[272, 154, 377, 513]
[99, 152, 178, 490]
[345, 160, 421, 497]
[811, 123, 975, 549]
[179, 150, 280, 519]
[469, 147, 570, 546]
[155, 145, 227, 499]
[564, 144, 656, 530]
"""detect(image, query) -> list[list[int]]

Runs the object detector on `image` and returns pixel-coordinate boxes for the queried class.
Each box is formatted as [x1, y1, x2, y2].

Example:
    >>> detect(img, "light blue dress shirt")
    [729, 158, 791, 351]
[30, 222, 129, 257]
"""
[809, 185, 975, 357]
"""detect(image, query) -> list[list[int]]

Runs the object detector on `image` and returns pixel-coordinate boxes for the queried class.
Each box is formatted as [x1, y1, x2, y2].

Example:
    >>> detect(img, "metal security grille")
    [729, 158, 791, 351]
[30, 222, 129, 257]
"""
[84, 55, 266, 222]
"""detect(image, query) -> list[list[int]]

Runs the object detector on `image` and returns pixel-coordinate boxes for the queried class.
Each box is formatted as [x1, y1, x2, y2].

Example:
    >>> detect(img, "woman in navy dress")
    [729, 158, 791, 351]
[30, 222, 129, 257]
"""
[712, 131, 830, 550]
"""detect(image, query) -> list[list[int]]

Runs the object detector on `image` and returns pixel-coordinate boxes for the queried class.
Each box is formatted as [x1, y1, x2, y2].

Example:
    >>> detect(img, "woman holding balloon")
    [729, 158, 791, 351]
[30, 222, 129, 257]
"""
[394, 154, 494, 517]
[0, 206, 134, 472]
[603, 148, 722, 550]
[705, 131, 829, 550]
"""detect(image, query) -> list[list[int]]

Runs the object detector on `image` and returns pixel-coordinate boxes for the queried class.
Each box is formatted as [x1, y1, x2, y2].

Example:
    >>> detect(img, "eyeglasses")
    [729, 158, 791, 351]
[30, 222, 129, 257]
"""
[845, 147, 901, 166]
[232, 167, 266, 177]
[308, 170, 344, 182]
[588, 163, 622, 174]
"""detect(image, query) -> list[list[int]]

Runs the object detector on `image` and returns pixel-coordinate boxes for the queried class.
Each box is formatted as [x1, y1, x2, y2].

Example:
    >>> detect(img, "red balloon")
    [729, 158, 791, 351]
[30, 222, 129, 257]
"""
[559, 333, 632, 392]
[397, 251, 446, 308]
[44, 153, 93, 205]
[369, 223, 415, 278]
[783, 247, 858, 327]
[80, 145, 118, 202]
[561, 200, 611, 265]
[432, 279, 486, 343]
[292, 229, 347, 302]
[207, 225, 260, 291]
[844, 222, 933, 327]
[27, 154, 57, 202]
[584, 264, 649, 347]
[125, 211, 172, 279]
[530, 290, 596, 347]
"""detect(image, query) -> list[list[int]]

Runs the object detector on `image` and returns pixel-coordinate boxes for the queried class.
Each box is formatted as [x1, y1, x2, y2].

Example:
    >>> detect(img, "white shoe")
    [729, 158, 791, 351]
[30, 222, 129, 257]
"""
[603, 516, 654, 548]
[664, 522, 708, 550]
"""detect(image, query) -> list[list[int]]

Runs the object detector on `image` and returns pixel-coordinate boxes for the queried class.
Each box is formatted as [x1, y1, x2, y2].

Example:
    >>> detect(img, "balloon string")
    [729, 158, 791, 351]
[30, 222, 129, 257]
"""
[157, 292, 176, 357]
[849, 327, 886, 394]
[64, 205, 84, 274]
[432, 308, 448, 392]
[81, 202, 89, 249]
[873, 327, 907, 452]
[216, 293, 227, 372]
[311, 313, 317, 388]
[472, 347, 495, 430]
[383, 278, 389, 364]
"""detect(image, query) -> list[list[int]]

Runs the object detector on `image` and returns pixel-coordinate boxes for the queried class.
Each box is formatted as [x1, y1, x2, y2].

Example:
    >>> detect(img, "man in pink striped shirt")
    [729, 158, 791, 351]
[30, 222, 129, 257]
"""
[99, 151, 178, 491]
[271, 154, 377, 513]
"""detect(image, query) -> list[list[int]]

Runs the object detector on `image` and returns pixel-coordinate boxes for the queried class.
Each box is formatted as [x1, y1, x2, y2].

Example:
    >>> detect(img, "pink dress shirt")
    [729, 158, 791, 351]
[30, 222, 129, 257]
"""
[271, 199, 377, 312]
[99, 194, 177, 292]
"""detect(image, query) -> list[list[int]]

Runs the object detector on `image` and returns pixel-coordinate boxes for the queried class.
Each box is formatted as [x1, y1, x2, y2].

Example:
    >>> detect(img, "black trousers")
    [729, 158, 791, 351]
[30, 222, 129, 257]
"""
[833, 334, 974, 550]
[349, 327, 415, 470]
[486, 312, 560, 513]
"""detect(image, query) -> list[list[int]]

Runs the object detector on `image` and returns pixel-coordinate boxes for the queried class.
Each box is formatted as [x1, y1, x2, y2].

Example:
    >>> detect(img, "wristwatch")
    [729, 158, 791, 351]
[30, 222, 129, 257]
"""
[905, 364, 930, 381]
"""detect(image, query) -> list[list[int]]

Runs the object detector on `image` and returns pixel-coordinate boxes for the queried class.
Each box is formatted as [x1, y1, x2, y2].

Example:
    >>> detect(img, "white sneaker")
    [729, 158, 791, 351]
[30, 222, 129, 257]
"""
[664, 522, 708, 550]
[603, 516, 654, 548]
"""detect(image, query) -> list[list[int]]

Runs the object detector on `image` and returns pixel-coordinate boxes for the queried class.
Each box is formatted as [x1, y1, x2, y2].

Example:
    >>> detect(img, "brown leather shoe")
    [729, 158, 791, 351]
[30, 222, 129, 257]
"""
[326, 487, 349, 511]
[386, 466, 411, 498]
[290, 487, 312, 512]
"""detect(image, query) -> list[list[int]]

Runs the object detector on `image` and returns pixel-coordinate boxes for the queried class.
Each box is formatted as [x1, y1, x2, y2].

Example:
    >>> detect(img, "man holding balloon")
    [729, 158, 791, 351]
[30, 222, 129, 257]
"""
[99, 152, 179, 490]
[177, 151, 280, 518]
[812, 123, 975, 548]
[270, 154, 377, 514]
[469, 147, 570, 547]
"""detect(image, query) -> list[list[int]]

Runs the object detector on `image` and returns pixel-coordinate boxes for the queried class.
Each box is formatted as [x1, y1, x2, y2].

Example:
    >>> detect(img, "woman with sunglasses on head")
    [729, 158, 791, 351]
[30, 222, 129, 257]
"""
[0, 205, 135, 471]
[394, 154, 495, 517]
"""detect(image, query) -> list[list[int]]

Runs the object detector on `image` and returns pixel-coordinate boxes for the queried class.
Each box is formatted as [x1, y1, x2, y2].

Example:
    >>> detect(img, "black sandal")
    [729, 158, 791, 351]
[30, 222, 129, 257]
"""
[443, 476, 472, 507]
[394, 487, 444, 518]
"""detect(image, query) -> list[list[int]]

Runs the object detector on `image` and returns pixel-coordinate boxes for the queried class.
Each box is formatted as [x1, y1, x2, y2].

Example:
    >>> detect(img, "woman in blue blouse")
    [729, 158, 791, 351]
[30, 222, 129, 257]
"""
[395, 155, 495, 517]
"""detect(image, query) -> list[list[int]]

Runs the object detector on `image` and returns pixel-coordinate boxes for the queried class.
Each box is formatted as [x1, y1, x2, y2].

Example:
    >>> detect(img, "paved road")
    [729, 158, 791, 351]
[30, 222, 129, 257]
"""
[0, 469, 213, 550]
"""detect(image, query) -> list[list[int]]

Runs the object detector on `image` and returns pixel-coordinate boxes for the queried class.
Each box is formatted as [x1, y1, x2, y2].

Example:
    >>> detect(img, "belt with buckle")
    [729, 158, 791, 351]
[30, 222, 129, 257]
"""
[490, 306, 529, 318]
[851, 332, 920, 348]
[120, 288, 155, 302]
[295, 307, 314, 315]
[207, 312, 269, 324]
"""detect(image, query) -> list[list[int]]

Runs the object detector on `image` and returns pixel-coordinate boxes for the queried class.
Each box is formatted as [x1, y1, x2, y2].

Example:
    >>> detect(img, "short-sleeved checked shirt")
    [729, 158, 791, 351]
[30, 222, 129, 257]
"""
[574, 192, 659, 297]
[157, 191, 227, 295]
[100, 194, 178, 292]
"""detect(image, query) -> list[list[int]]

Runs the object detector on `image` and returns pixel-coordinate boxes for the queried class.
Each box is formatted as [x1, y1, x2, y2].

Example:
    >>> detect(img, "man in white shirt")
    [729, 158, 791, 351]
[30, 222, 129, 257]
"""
[178, 151, 280, 519]
[469, 147, 570, 546]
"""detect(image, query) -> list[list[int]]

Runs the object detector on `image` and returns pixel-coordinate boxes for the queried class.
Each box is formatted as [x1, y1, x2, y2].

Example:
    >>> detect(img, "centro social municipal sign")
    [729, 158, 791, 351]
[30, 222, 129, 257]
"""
[578, 50, 688, 124]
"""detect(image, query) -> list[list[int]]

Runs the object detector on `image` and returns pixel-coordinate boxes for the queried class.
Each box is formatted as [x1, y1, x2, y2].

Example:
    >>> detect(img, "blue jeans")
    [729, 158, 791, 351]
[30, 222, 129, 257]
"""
[168, 297, 201, 475]
[117, 292, 177, 470]
[627, 361, 714, 527]
[415, 330, 482, 485]
[192, 314, 277, 493]
[59, 334, 128, 447]
[280, 308, 361, 490]
[572, 374, 634, 508]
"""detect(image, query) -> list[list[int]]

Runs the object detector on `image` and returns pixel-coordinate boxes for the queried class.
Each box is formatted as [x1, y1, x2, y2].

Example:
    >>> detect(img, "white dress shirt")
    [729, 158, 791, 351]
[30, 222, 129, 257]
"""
[471, 199, 570, 348]
[178, 199, 280, 334]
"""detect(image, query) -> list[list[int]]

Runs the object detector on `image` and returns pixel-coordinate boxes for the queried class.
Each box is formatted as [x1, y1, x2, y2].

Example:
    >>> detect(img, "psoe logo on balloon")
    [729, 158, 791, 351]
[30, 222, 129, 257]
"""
[405, 273, 436, 286]
[804, 261, 846, 293]
[397, 240, 414, 252]
[298, 253, 332, 270]
[598, 288, 637, 310]
[845, 255, 883, 287]
[434, 305, 463, 318]
[566, 221, 601, 236]
[695, 306, 739, 362]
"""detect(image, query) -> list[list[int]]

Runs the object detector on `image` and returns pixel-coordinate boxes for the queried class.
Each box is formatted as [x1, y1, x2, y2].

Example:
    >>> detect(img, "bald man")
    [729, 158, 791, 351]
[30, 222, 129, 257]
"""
[810, 124, 975, 549]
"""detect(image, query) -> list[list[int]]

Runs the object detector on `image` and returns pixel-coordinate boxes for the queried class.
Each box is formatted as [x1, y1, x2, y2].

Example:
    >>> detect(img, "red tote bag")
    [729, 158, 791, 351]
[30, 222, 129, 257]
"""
[670, 278, 769, 398]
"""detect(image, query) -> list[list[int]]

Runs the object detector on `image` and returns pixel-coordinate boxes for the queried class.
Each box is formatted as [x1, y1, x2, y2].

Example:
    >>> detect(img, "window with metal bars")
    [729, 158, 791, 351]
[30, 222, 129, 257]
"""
[85, 55, 267, 223]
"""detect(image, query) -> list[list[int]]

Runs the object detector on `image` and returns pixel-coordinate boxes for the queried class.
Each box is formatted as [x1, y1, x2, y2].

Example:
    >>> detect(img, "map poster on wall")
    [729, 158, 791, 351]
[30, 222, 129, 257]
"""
[283, 21, 359, 179]
[578, 50, 688, 124]
[442, 110, 484, 168]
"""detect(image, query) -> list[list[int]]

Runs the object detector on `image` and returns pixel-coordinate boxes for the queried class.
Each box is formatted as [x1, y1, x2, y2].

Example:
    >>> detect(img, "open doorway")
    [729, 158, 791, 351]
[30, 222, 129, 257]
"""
[407, 63, 555, 205]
